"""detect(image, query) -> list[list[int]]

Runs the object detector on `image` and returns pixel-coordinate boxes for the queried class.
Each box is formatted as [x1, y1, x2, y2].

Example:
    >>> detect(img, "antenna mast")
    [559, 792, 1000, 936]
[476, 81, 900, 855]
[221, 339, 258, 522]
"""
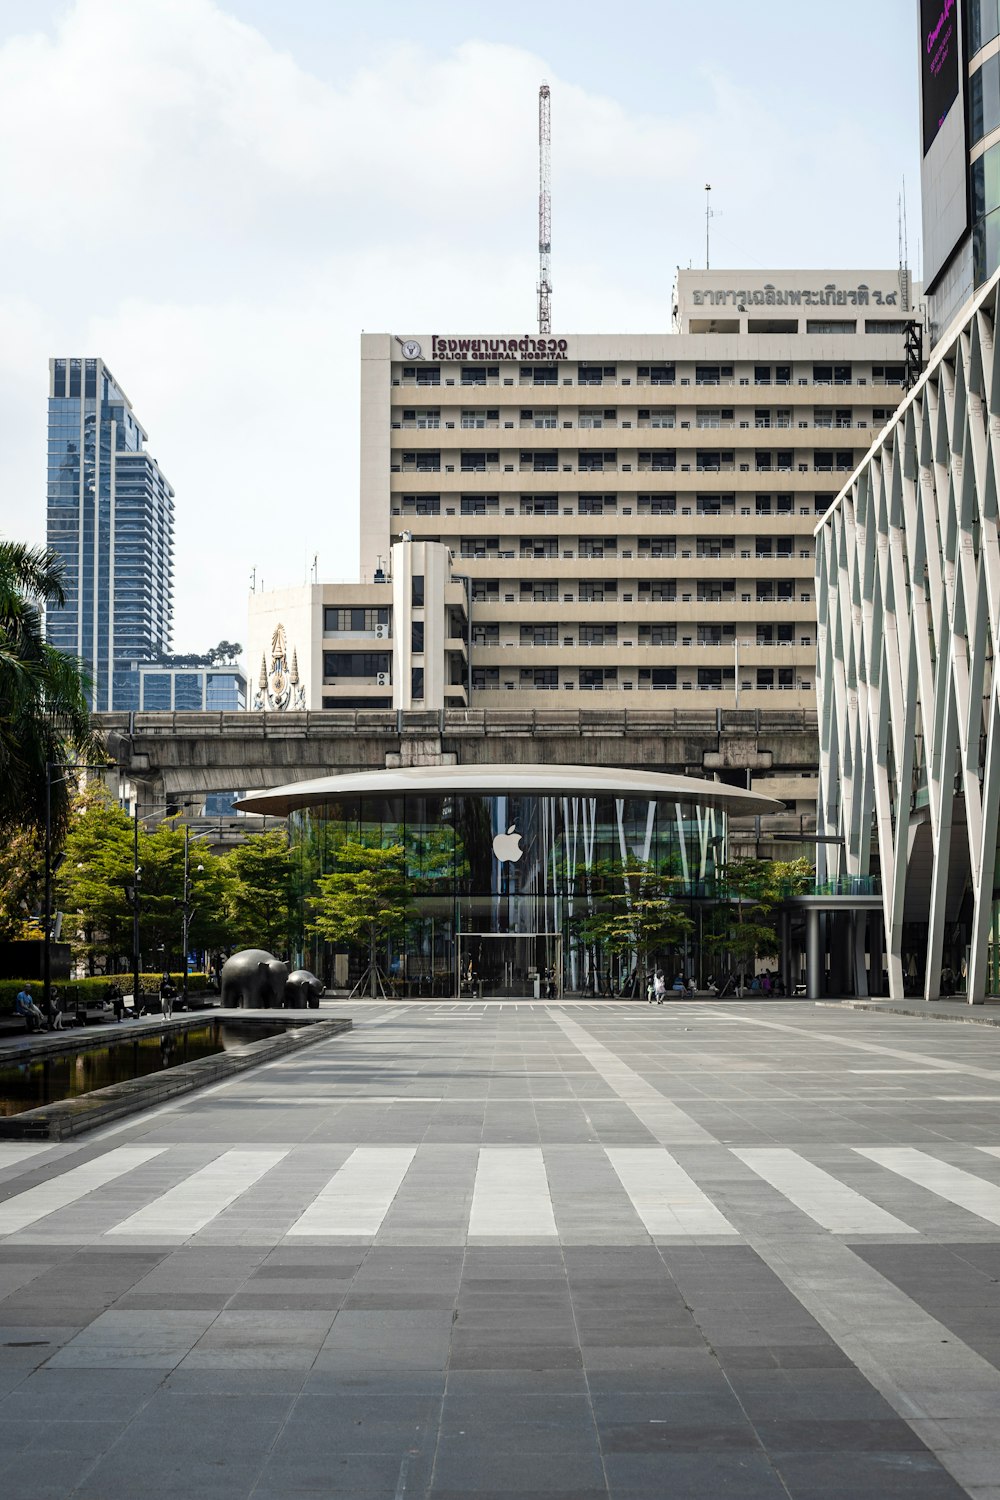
[538, 81, 552, 334]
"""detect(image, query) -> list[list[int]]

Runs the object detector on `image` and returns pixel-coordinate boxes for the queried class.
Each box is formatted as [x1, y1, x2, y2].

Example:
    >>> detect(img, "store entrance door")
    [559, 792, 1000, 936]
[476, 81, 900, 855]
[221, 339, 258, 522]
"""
[459, 933, 562, 998]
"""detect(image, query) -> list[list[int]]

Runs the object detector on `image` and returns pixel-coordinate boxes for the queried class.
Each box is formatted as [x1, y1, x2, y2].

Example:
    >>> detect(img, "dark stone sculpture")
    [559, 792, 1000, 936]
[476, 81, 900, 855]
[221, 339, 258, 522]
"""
[220, 949, 289, 1009]
[284, 969, 325, 1009]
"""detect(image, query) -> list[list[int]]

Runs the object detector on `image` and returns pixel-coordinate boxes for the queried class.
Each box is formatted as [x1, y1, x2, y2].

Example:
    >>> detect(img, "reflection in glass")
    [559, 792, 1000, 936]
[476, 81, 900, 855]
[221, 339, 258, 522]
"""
[290, 791, 726, 997]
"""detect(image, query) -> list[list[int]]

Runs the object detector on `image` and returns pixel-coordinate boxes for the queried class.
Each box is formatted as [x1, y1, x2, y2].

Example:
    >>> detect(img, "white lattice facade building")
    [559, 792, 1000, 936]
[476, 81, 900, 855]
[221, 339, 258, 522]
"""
[816, 268, 1000, 1003]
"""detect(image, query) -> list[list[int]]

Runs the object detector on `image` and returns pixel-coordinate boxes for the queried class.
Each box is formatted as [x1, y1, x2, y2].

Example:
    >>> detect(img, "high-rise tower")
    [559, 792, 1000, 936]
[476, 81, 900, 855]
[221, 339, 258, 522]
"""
[46, 357, 174, 710]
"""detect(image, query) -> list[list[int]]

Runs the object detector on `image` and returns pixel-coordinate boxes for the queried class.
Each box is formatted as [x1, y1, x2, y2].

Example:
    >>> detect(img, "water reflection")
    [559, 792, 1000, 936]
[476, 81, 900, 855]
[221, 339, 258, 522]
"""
[0, 1020, 299, 1117]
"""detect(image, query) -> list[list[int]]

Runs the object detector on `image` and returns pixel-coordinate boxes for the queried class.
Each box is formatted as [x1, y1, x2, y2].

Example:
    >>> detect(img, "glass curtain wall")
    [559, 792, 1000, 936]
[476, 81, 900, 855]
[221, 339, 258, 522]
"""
[290, 792, 725, 996]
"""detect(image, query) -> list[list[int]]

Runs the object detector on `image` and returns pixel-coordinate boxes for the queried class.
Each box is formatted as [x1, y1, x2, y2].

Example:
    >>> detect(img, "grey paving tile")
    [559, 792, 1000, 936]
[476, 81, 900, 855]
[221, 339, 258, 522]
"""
[769, 1449, 968, 1498]
[254, 1449, 431, 1497]
[0, 1449, 101, 1500]
[430, 1441, 606, 1492]
[603, 1450, 788, 1496]
[164, 1365, 306, 1394]
[19, 1417, 127, 1457]
[0, 1364, 166, 1418]
[7, 1003, 1000, 1498]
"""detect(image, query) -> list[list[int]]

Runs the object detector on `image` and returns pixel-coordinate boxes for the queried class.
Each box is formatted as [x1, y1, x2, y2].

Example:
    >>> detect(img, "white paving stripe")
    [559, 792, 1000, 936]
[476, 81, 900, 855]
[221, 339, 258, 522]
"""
[726, 1011, 1000, 1081]
[734, 1148, 917, 1235]
[0, 1147, 166, 1235]
[551, 1012, 716, 1144]
[855, 1147, 1000, 1227]
[252, 1095, 445, 1104]
[0, 1144, 57, 1168]
[286, 1146, 416, 1237]
[106, 1149, 288, 1237]
[606, 1148, 738, 1237]
[469, 1147, 557, 1237]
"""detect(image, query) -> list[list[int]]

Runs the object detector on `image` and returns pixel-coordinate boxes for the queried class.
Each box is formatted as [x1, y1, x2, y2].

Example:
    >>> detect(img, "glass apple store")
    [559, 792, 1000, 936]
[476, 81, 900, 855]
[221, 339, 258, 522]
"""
[238, 765, 781, 999]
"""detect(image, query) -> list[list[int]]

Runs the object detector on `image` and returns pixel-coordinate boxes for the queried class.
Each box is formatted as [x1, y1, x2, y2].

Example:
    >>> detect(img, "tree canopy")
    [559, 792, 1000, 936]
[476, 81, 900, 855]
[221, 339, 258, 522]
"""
[222, 830, 296, 956]
[0, 540, 105, 839]
[706, 856, 813, 975]
[571, 859, 694, 993]
[53, 794, 291, 972]
[0, 824, 44, 940]
[308, 838, 411, 996]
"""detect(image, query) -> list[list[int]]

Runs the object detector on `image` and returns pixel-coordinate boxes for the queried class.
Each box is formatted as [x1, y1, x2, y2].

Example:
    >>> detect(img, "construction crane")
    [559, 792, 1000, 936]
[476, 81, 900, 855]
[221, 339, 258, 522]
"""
[538, 81, 552, 334]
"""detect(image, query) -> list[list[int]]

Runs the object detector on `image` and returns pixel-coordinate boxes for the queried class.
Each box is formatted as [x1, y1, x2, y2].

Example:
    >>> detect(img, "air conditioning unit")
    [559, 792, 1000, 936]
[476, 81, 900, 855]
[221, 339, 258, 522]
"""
[374, 624, 388, 639]
[376, 672, 388, 686]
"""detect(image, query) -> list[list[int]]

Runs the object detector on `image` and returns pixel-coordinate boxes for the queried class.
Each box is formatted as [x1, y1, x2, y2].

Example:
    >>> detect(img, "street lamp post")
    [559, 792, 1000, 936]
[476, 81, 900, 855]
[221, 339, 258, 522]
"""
[43, 765, 54, 1016]
[180, 824, 209, 1004]
[182, 823, 190, 1004]
[127, 800, 198, 1009]
[46, 781, 208, 1013]
[182, 824, 194, 1005]
[131, 809, 141, 1012]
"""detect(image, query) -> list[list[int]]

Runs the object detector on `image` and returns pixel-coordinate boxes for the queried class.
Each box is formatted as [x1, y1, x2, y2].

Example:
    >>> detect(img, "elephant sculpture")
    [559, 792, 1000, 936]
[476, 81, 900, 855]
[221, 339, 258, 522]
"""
[220, 949, 289, 1009]
[284, 969, 325, 1009]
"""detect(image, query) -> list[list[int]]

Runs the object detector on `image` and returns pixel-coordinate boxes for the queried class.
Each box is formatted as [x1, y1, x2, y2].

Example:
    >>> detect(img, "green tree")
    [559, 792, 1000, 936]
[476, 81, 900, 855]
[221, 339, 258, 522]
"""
[0, 824, 44, 939]
[56, 792, 232, 973]
[55, 789, 135, 970]
[222, 831, 295, 956]
[136, 820, 232, 970]
[308, 839, 411, 997]
[207, 640, 242, 665]
[707, 856, 814, 982]
[183, 850, 232, 960]
[0, 540, 104, 839]
[572, 859, 694, 997]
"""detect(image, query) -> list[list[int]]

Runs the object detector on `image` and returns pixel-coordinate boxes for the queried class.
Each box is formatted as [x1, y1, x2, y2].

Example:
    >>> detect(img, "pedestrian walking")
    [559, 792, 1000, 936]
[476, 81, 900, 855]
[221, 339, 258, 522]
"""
[50, 991, 64, 1030]
[654, 971, 667, 1005]
[159, 972, 174, 1020]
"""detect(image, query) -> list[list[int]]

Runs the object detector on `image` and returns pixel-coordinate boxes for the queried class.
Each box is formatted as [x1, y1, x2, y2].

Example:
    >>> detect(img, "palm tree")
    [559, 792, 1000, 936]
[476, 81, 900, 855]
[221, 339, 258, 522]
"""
[0, 539, 105, 839]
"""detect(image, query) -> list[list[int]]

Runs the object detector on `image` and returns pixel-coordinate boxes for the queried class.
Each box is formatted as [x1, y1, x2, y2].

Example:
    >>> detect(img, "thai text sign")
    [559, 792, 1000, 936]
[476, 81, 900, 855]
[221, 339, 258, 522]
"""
[430, 336, 569, 362]
[690, 283, 899, 309]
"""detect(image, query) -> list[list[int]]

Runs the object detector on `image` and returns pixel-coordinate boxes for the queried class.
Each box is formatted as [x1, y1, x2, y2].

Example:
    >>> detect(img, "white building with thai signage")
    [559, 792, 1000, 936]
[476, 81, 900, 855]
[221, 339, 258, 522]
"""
[358, 271, 914, 762]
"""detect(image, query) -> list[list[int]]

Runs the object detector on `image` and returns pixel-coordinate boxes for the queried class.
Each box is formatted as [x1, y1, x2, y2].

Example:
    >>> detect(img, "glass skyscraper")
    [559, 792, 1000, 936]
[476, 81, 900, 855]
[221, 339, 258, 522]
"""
[46, 357, 174, 710]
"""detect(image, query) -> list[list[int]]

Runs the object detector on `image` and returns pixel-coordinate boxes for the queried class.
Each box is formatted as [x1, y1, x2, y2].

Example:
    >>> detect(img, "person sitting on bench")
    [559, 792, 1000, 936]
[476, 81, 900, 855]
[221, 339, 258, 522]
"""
[14, 988, 46, 1032]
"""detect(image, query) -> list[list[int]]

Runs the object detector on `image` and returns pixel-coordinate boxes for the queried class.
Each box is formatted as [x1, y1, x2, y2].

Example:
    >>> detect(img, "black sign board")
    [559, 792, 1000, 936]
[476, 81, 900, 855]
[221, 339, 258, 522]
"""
[921, 0, 960, 154]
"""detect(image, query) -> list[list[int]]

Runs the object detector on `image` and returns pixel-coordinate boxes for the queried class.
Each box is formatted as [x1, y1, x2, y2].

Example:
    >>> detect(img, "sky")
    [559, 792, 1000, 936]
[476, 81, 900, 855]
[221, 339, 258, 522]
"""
[0, 0, 921, 656]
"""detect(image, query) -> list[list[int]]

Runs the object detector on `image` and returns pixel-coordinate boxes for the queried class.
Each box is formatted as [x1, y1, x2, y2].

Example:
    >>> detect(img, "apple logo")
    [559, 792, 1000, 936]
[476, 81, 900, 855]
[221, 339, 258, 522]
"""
[492, 824, 524, 863]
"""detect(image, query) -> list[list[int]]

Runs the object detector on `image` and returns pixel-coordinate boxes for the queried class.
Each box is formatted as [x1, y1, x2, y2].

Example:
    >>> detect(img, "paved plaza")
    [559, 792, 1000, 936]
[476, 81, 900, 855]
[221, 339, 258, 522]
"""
[4, 1000, 1000, 1496]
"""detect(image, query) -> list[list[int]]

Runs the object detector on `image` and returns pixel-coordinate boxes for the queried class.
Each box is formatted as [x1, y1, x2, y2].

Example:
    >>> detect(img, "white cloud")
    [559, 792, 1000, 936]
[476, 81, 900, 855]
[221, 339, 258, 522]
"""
[0, 0, 916, 652]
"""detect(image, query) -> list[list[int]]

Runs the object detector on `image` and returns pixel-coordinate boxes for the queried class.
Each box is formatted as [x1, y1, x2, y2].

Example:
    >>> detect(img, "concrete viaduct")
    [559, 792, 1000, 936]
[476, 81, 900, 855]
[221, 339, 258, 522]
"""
[96, 706, 818, 854]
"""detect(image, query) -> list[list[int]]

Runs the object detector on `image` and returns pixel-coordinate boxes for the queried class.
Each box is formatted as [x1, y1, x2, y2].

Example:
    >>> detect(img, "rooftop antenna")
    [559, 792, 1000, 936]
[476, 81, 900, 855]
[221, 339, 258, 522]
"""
[538, 81, 552, 334]
[900, 177, 911, 311]
[705, 184, 715, 270]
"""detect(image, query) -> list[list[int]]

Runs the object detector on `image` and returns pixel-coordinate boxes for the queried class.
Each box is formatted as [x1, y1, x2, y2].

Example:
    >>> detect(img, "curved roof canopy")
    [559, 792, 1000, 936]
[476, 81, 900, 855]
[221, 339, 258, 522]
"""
[235, 763, 783, 819]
